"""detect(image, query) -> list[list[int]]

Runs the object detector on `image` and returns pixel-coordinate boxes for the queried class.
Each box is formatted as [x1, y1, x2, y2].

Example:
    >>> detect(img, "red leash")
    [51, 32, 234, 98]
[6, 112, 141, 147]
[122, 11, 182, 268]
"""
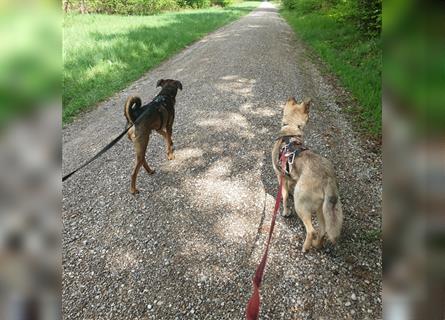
[246, 153, 287, 320]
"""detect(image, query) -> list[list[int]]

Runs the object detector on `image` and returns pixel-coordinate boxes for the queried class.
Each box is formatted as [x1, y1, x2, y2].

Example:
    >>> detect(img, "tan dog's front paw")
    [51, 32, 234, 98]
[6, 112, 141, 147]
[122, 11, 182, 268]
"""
[281, 209, 291, 217]
[167, 153, 175, 160]
[312, 234, 324, 249]
[302, 239, 312, 253]
[130, 188, 139, 195]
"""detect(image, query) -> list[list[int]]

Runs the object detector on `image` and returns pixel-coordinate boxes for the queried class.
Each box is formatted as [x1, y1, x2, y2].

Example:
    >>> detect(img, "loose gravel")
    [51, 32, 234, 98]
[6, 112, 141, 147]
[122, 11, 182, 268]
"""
[63, 2, 382, 319]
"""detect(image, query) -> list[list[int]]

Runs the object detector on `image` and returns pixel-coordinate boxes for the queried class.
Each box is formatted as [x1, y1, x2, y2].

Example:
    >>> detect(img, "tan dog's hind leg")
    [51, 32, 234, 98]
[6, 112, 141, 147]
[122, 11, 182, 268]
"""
[295, 185, 323, 252]
[298, 210, 316, 252]
[313, 207, 326, 249]
[156, 129, 174, 160]
[280, 178, 291, 217]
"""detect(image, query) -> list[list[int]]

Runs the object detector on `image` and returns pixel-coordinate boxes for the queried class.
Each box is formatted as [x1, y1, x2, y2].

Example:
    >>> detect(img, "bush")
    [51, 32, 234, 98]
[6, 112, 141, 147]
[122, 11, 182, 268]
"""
[65, 0, 241, 13]
[281, 0, 296, 10]
[281, 0, 381, 37]
[212, 0, 235, 7]
[281, 0, 320, 12]
[184, 0, 211, 8]
[328, 0, 357, 23]
[67, 0, 182, 14]
[356, 0, 381, 36]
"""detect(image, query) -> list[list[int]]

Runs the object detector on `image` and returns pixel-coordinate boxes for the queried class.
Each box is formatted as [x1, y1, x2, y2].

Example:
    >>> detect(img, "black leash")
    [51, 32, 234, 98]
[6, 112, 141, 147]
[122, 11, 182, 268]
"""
[62, 126, 131, 182]
[63, 95, 168, 182]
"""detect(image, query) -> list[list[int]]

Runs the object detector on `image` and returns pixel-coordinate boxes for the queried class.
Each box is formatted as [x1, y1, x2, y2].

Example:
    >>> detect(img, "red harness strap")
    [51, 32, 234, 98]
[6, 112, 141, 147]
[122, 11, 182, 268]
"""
[246, 153, 287, 320]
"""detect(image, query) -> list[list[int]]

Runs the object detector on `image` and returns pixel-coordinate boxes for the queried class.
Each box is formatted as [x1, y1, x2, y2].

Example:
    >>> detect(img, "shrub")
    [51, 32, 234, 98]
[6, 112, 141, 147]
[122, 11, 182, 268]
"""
[281, 0, 320, 12]
[212, 0, 234, 7]
[356, 0, 381, 36]
[328, 0, 357, 23]
[67, 0, 182, 14]
[281, 0, 381, 37]
[330, 0, 381, 36]
[184, 0, 211, 8]
[65, 0, 242, 13]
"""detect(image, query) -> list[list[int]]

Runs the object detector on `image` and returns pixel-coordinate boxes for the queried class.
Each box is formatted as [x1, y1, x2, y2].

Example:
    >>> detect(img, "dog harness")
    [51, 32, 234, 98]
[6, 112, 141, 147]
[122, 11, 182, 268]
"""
[277, 135, 307, 176]
[132, 95, 170, 130]
[153, 95, 168, 130]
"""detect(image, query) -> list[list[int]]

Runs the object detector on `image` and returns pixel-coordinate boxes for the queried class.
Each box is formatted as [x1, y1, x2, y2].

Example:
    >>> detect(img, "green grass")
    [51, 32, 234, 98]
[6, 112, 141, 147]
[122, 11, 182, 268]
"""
[280, 7, 381, 137]
[63, 2, 260, 123]
[361, 229, 382, 243]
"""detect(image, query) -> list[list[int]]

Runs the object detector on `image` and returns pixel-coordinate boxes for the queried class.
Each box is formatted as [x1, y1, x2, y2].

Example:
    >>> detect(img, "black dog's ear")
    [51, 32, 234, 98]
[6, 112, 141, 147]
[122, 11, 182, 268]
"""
[156, 79, 165, 87]
[175, 81, 183, 90]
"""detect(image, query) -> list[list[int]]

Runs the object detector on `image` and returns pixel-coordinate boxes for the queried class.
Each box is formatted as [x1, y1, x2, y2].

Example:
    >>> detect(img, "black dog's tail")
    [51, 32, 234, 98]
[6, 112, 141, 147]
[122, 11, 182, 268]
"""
[124, 96, 142, 124]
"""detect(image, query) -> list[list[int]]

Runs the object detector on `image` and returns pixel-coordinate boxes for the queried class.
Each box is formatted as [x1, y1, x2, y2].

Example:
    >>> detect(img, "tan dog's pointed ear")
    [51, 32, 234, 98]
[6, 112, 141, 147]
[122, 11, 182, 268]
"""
[287, 96, 297, 104]
[302, 98, 312, 113]
[156, 79, 164, 87]
[175, 81, 183, 90]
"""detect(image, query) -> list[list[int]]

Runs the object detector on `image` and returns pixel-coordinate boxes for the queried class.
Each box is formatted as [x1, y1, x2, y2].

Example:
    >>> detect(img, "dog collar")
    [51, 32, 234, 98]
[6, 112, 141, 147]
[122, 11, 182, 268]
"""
[154, 95, 167, 103]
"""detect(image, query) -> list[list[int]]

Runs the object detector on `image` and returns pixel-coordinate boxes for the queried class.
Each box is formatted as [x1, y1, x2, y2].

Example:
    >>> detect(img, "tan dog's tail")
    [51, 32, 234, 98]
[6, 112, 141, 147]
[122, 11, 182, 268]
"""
[322, 182, 343, 243]
[124, 96, 142, 124]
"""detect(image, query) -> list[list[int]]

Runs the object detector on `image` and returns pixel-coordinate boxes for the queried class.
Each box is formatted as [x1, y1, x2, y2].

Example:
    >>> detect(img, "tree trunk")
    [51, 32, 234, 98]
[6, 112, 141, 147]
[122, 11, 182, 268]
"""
[80, 0, 86, 14]
[63, 0, 70, 13]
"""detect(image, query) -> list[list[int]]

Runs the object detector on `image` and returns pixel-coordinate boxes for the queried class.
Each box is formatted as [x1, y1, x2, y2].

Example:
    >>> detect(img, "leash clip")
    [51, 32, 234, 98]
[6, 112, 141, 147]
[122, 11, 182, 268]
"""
[287, 151, 296, 166]
[280, 144, 289, 157]
[279, 138, 303, 176]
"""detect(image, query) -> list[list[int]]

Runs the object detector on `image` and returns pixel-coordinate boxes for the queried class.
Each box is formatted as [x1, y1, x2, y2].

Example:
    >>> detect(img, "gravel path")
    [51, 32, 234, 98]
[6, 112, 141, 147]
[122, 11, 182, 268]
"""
[63, 2, 382, 319]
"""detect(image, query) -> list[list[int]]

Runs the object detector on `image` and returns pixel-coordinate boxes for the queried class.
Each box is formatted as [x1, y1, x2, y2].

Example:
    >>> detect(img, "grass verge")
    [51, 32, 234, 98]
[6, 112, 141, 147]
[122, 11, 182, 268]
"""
[63, 2, 260, 124]
[280, 7, 381, 137]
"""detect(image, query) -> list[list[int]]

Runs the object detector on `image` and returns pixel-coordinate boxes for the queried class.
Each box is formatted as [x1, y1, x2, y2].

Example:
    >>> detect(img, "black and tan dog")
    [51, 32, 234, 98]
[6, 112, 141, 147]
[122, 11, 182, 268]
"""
[124, 79, 182, 194]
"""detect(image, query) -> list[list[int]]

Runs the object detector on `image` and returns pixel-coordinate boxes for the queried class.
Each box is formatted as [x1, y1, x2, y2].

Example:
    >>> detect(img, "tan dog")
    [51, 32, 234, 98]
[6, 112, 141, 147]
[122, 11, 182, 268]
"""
[272, 97, 343, 252]
[124, 79, 182, 194]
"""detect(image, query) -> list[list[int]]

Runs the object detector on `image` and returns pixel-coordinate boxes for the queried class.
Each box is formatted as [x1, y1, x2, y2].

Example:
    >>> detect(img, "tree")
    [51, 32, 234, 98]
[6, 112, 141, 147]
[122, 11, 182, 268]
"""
[63, 0, 70, 13]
